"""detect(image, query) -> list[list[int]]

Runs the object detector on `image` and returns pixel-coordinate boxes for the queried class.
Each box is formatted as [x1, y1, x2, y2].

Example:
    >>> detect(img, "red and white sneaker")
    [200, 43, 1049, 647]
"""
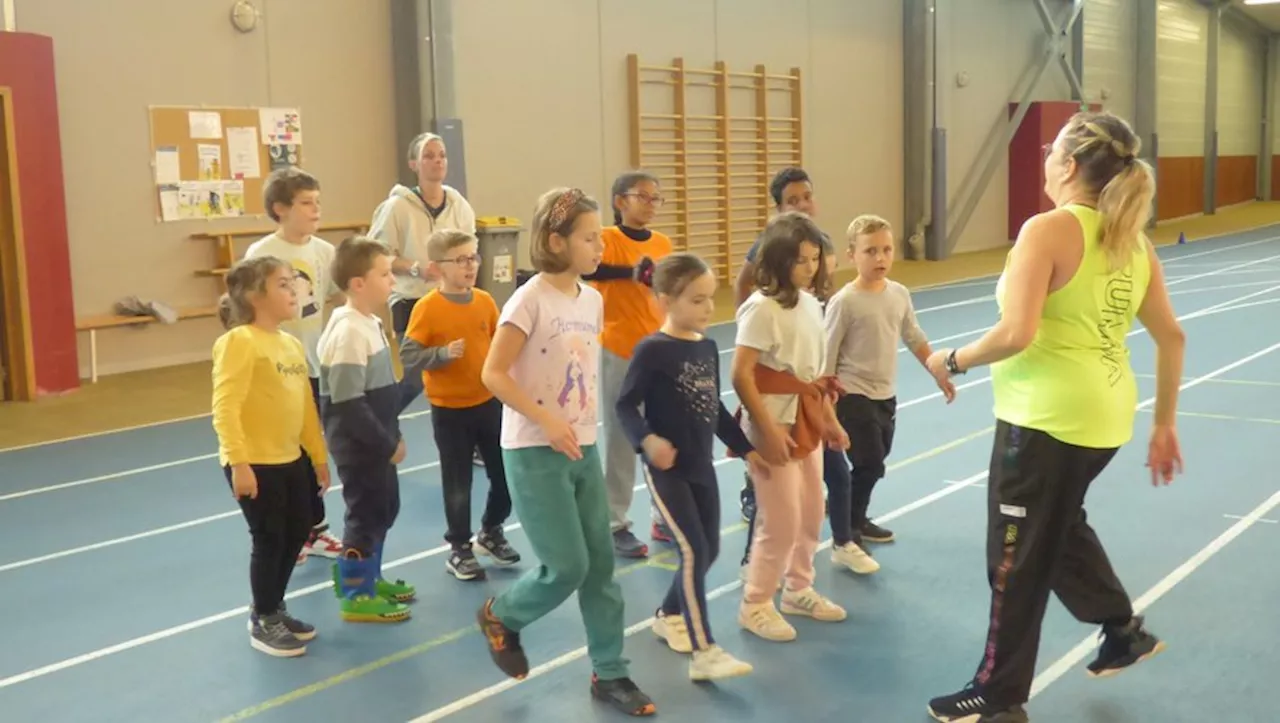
[305, 530, 343, 559]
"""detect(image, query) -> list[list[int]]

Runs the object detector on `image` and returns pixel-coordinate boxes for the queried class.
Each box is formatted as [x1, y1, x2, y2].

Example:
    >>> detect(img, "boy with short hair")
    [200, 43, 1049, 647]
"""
[824, 215, 954, 571]
[245, 166, 343, 564]
[317, 237, 416, 623]
[401, 229, 521, 581]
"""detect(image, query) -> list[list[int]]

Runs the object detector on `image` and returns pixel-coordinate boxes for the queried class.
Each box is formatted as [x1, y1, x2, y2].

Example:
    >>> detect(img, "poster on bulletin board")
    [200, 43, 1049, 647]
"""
[148, 105, 304, 221]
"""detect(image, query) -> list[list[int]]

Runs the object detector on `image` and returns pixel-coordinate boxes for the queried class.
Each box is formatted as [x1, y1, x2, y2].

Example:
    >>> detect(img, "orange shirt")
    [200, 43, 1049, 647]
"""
[403, 288, 498, 408]
[592, 226, 672, 359]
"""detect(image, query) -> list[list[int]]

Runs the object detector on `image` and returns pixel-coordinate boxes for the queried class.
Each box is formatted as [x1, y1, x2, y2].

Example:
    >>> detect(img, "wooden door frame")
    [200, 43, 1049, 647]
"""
[0, 86, 36, 401]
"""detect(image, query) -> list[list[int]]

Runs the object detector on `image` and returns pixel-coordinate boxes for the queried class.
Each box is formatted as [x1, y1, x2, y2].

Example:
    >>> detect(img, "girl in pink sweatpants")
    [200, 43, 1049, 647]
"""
[730, 212, 850, 642]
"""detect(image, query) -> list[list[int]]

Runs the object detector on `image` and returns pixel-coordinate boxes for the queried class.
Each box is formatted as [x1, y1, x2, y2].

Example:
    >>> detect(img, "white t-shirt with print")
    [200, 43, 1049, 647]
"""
[735, 289, 826, 425]
[498, 274, 603, 450]
[244, 233, 339, 377]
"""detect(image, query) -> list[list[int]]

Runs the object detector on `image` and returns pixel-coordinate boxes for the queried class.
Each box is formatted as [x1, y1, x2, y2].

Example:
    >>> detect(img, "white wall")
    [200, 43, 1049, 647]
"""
[1156, 0, 1209, 157]
[1218, 14, 1265, 157]
[1083, 0, 1137, 122]
[451, 0, 904, 269]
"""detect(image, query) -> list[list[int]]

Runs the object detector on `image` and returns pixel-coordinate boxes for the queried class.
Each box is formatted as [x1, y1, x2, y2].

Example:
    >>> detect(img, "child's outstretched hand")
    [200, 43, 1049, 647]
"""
[391, 438, 407, 465]
[446, 338, 466, 359]
[315, 463, 331, 493]
[642, 435, 678, 471]
[541, 415, 582, 460]
[744, 450, 770, 481]
[231, 464, 258, 500]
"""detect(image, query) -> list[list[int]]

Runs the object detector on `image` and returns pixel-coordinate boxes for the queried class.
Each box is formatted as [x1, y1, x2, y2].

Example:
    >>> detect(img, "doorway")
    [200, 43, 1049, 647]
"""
[0, 87, 35, 401]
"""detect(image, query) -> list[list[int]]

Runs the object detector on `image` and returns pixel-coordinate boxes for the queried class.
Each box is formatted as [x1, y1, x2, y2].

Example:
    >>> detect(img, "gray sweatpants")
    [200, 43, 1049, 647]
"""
[600, 348, 640, 532]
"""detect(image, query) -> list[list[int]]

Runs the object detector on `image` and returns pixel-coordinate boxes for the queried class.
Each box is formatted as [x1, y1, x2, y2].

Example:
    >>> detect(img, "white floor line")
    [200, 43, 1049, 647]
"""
[408, 341, 1280, 722]
[1222, 513, 1277, 524]
[1028, 488, 1280, 699]
[406, 469, 993, 723]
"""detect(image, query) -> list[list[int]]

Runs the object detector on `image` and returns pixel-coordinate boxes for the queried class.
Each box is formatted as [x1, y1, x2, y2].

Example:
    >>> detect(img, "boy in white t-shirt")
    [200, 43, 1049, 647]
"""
[244, 166, 343, 563]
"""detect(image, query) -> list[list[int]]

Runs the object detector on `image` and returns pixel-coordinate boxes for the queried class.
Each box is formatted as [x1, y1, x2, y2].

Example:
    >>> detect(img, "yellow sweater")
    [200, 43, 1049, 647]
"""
[211, 325, 327, 468]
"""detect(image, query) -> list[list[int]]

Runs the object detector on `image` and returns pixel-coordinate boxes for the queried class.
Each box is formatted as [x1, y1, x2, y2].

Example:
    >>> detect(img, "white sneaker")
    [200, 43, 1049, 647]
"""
[652, 611, 692, 653]
[832, 541, 881, 575]
[738, 600, 797, 642]
[689, 645, 753, 681]
[780, 587, 847, 622]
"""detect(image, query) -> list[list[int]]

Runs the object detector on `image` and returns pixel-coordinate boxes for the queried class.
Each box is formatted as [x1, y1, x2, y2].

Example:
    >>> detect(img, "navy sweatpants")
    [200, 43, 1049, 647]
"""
[644, 466, 720, 651]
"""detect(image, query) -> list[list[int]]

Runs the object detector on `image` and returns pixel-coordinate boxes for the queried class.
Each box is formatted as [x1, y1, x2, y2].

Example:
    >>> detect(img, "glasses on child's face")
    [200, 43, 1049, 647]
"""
[440, 254, 482, 267]
[624, 192, 664, 207]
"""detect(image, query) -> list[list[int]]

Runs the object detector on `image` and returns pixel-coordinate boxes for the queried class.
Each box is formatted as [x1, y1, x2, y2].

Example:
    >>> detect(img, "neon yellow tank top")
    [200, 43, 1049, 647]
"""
[990, 204, 1151, 449]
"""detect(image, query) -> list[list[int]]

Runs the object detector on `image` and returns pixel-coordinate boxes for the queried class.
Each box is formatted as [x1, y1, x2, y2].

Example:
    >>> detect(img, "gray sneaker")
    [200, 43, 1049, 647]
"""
[249, 613, 307, 657]
[447, 545, 486, 581]
[612, 528, 649, 558]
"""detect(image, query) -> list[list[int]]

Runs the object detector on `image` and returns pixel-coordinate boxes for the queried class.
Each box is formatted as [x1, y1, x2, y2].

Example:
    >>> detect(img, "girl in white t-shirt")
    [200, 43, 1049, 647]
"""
[732, 211, 850, 643]
[475, 187, 656, 718]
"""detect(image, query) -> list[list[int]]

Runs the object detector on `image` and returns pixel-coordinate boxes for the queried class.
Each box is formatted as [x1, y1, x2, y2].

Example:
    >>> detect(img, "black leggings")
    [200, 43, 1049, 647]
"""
[226, 457, 314, 615]
[647, 467, 721, 651]
[972, 420, 1134, 705]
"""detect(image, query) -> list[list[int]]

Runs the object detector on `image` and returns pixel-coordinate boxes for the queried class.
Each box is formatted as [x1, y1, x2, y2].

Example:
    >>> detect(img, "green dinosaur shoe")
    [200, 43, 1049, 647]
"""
[339, 593, 411, 623]
[376, 576, 416, 603]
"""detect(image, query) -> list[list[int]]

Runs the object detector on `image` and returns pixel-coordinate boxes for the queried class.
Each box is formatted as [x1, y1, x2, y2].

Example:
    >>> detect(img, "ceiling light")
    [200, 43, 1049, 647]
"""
[1244, 0, 1280, 6]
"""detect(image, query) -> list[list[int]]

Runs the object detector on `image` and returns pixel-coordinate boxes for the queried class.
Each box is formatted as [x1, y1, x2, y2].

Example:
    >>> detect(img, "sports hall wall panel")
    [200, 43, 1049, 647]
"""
[1216, 15, 1265, 209]
[1156, 0, 1209, 220]
[12, 0, 397, 379]
[1083, 0, 1137, 124]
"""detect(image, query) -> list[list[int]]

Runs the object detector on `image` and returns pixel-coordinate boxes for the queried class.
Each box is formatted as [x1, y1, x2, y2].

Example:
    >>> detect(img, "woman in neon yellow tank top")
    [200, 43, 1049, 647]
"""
[920, 112, 1187, 723]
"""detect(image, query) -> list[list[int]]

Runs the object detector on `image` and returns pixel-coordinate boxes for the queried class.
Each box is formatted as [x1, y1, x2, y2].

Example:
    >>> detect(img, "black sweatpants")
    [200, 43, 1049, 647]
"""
[972, 420, 1134, 705]
[430, 398, 511, 547]
[646, 466, 721, 651]
[226, 457, 314, 615]
[835, 393, 896, 542]
[305, 377, 328, 531]
[338, 459, 402, 557]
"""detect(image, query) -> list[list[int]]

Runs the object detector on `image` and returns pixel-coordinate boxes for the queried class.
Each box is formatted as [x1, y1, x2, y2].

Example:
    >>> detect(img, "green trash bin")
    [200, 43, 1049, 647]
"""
[475, 216, 522, 310]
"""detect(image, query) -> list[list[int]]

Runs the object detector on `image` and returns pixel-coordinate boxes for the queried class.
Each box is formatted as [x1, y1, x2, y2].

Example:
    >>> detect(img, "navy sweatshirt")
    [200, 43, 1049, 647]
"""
[316, 305, 402, 464]
[615, 332, 753, 480]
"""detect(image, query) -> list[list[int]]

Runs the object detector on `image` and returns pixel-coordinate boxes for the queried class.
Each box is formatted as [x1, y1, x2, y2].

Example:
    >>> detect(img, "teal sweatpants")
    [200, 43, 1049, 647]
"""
[489, 444, 629, 680]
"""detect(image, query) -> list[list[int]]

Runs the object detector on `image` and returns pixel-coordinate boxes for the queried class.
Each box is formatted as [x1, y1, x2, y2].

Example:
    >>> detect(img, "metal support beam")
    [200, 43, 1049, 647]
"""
[1263, 36, 1278, 202]
[388, 0, 466, 195]
[903, 0, 934, 261]
[1135, 0, 1159, 225]
[1203, 2, 1222, 215]
[1070, 2, 1085, 102]
[945, 0, 1083, 255]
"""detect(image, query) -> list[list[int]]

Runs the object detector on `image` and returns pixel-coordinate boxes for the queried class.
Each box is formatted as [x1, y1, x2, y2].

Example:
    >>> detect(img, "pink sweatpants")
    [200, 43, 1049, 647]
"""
[742, 434, 825, 605]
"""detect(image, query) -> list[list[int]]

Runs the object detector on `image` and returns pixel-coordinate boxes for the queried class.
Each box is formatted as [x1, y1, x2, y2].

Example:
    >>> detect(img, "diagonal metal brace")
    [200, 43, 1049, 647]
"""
[945, 0, 1084, 254]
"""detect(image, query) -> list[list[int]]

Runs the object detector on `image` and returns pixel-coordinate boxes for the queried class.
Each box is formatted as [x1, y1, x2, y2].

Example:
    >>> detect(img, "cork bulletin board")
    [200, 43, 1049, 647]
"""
[147, 105, 304, 222]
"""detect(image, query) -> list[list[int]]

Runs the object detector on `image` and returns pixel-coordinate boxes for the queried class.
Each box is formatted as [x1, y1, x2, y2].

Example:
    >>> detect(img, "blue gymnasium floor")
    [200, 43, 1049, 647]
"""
[2, 229, 1280, 723]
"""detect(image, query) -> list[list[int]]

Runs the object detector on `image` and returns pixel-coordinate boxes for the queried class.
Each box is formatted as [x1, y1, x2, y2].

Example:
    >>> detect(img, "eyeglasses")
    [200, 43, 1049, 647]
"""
[439, 254, 482, 267]
[623, 192, 665, 207]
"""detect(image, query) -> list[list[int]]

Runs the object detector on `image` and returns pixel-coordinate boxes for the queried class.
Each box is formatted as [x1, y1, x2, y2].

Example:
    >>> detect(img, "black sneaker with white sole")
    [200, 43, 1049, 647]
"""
[860, 520, 895, 543]
[249, 613, 307, 658]
[1086, 615, 1165, 678]
[249, 605, 316, 643]
[476, 528, 521, 566]
[447, 545, 486, 581]
[927, 684, 1027, 722]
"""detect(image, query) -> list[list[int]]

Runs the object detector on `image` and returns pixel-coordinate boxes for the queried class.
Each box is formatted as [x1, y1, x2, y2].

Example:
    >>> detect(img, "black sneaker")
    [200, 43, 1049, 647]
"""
[447, 545, 486, 580]
[477, 598, 528, 679]
[273, 603, 316, 642]
[927, 683, 1027, 722]
[590, 675, 656, 717]
[740, 474, 756, 522]
[1086, 615, 1165, 678]
[249, 612, 307, 658]
[476, 528, 521, 566]
[613, 529, 648, 558]
[861, 520, 895, 543]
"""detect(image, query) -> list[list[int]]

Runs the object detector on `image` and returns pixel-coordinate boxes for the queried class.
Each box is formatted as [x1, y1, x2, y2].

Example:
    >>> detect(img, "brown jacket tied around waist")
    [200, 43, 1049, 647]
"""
[731, 364, 844, 460]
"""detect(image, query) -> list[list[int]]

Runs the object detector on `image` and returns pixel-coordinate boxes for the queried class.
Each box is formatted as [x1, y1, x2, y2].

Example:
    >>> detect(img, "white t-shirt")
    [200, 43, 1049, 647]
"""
[498, 274, 603, 449]
[244, 233, 339, 377]
[735, 290, 826, 425]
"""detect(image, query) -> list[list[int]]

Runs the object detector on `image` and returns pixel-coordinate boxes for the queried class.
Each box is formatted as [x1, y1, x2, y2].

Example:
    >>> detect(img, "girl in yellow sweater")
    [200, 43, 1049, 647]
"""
[212, 255, 330, 658]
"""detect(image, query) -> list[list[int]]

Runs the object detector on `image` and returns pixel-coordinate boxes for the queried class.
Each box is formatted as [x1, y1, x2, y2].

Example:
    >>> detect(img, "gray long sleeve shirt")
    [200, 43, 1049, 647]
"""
[823, 280, 928, 401]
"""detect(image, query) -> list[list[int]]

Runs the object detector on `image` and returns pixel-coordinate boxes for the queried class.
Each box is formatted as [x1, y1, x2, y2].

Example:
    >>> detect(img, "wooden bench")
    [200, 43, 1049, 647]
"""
[75, 306, 218, 383]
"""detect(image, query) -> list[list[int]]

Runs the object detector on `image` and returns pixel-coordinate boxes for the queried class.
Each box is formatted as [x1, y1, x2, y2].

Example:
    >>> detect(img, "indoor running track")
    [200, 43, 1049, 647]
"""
[3, 228, 1280, 723]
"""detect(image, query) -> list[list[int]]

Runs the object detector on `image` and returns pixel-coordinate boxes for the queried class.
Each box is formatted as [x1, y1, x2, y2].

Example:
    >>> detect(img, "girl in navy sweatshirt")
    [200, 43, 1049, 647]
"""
[615, 253, 766, 681]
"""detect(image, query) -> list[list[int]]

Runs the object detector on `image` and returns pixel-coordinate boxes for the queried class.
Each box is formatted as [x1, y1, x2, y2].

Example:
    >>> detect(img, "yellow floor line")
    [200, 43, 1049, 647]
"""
[217, 424, 995, 722]
[1140, 408, 1280, 426]
[1136, 374, 1280, 389]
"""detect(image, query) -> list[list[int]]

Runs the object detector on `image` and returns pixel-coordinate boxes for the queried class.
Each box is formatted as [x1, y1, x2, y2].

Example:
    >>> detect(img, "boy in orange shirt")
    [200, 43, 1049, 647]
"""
[587, 170, 673, 558]
[401, 229, 521, 580]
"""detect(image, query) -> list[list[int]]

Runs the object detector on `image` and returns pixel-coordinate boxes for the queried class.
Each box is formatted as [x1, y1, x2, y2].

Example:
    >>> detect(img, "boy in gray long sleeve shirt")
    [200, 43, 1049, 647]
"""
[825, 215, 955, 562]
